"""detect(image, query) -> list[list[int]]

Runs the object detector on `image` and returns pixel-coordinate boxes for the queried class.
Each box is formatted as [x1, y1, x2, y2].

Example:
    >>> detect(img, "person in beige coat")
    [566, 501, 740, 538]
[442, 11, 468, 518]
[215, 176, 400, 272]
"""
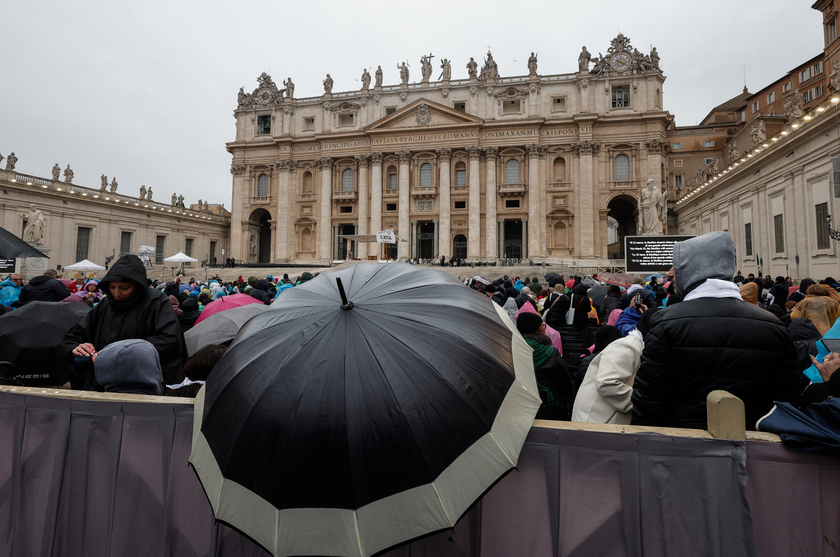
[571, 308, 657, 424]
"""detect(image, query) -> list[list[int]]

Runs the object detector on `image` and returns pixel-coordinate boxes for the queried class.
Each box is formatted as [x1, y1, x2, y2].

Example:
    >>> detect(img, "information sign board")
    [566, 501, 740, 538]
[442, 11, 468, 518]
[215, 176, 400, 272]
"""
[624, 236, 694, 273]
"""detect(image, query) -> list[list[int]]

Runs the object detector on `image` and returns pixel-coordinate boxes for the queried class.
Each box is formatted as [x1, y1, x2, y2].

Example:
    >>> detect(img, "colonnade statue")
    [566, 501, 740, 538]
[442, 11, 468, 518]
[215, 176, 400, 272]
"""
[639, 179, 668, 235]
[23, 204, 46, 245]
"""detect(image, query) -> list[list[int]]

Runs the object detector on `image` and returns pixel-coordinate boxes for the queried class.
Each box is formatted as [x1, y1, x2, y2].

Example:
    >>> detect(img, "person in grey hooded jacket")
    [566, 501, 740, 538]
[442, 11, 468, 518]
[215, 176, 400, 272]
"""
[94, 339, 164, 396]
[631, 231, 800, 431]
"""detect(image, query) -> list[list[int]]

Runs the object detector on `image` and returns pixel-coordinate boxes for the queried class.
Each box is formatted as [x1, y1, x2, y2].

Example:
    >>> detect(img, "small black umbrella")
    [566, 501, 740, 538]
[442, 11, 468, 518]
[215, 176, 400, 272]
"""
[190, 263, 540, 557]
[588, 285, 609, 309]
[0, 226, 49, 259]
[544, 272, 561, 287]
[0, 301, 90, 386]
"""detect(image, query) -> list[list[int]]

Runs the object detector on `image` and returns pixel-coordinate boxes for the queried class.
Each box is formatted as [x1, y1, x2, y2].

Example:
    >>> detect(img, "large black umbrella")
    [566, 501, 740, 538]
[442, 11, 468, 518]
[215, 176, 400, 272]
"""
[190, 263, 540, 557]
[0, 301, 90, 386]
[0, 226, 49, 259]
[544, 272, 562, 287]
[588, 285, 609, 309]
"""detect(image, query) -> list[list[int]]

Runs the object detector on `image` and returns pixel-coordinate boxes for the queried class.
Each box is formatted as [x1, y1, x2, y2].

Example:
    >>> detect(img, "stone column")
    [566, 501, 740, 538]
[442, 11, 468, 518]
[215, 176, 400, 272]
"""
[356, 155, 371, 259]
[411, 220, 418, 259]
[527, 144, 541, 258]
[436, 148, 451, 257]
[276, 160, 292, 262]
[467, 146, 482, 258]
[433, 219, 439, 259]
[484, 147, 498, 258]
[539, 146, 548, 259]
[576, 142, 598, 257]
[230, 165, 247, 261]
[499, 220, 505, 258]
[317, 157, 333, 260]
[397, 151, 411, 259]
[370, 153, 384, 259]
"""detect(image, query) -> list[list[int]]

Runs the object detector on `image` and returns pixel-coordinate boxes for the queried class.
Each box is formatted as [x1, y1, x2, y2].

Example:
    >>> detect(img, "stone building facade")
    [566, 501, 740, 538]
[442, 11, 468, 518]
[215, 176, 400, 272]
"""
[228, 35, 671, 264]
[0, 165, 230, 278]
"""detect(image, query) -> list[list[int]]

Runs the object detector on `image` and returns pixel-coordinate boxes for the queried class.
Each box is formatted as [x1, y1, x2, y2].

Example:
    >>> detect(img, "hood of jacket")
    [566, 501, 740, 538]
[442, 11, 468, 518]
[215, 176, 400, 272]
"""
[100, 255, 151, 293]
[0, 278, 21, 290]
[673, 231, 735, 296]
[788, 317, 822, 342]
[255, 279, 271, 291]
[27, 275, 54, 287]
[94, 339, 163, 396]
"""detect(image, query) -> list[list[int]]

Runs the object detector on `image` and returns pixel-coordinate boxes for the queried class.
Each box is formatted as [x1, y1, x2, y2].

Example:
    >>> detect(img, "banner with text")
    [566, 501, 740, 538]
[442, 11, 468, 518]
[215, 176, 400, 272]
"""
[625, 235, 694, 273]
[376, 229, 396, 244]
[0, 259, 15, 273]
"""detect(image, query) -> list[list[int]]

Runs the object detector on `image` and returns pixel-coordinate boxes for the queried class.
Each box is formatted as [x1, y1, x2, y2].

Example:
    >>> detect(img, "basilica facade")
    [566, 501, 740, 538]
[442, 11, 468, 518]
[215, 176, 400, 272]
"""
[228, 35, 671, 265]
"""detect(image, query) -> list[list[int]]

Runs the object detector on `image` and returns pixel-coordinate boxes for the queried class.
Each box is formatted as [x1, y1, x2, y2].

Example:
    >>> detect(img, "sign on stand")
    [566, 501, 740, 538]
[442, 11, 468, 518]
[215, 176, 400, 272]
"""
[376, 229, 396, 244]
[624, 235, 694, 273]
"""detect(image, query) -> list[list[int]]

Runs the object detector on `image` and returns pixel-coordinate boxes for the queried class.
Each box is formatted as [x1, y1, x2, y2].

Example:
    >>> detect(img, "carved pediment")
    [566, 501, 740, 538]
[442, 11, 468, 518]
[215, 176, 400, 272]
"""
[493, 87, 529, 100]
[366, 98, 484, 131]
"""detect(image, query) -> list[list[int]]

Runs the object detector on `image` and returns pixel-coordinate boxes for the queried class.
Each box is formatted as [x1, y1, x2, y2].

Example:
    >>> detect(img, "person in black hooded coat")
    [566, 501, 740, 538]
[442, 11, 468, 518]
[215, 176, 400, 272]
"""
[178, 297, 201, 333]
[249, 279, 272, 304]
[62, 255, 185, 388]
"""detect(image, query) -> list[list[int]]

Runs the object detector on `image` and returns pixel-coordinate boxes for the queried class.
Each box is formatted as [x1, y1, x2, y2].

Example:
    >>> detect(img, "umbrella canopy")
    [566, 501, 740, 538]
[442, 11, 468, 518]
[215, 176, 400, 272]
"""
[757, 400, 840, 452]
[588, 284, 609, 308]
[64, 259, 106, 271]
[600, 272, 634, 288]
[194, 293, 264, 326]
[163, 251, 198, 263]
[184, 303, 267, 356]
[0, 226, 49, 259]
[789, 285, 799, 296]
[0, 301, 90, 386]
[544, 272, 562, 287]
[189, 263, 541, 557]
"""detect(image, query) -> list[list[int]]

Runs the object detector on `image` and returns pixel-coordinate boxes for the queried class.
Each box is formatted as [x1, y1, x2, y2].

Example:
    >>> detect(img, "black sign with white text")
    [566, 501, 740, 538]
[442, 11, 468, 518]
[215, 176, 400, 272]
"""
[0, 259, 15, 273]
[625, 236, 694, 273]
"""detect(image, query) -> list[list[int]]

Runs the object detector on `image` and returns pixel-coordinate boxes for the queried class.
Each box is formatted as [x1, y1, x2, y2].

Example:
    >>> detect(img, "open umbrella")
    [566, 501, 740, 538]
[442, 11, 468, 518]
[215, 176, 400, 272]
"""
[190, 263, 541, 557]
[588, 284, 609, 309]
[184, 303, 267, 356]
[64, 259, 106, 272]
[600, 272, 634, 288]
[194, 293, 264, 326]
[0, 301, 90, 386]
[544, 272, 562, 287]
[0, 226, 48, 259]
[163, 251, 198, 263]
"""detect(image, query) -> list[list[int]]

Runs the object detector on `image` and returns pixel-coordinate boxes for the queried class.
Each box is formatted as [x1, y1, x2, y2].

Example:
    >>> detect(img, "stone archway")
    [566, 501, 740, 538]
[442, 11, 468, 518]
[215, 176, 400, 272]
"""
[606, 195, 638, 259]
[248, 208, 272, 264]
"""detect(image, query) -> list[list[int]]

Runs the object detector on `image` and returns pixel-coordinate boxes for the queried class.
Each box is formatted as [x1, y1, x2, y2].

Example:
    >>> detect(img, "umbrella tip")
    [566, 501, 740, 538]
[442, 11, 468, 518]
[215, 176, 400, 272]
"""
[336, 277, 354, 310]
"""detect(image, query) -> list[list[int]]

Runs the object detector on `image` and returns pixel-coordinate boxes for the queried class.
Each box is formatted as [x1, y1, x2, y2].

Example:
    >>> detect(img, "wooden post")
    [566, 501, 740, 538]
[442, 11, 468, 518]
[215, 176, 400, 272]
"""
[706, 390, 746, 440]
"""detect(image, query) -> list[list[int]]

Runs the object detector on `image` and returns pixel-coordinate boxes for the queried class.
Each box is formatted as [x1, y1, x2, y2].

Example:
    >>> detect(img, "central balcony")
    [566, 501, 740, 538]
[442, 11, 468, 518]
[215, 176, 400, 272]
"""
[410, 186, 438, 199]
[332, 190, 358, 201]
[498, 183, 526, 197]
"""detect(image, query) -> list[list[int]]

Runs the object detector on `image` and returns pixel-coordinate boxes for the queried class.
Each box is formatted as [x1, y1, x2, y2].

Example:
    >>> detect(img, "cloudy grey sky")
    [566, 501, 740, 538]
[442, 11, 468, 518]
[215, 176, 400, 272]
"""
[0, 1, 824, 209]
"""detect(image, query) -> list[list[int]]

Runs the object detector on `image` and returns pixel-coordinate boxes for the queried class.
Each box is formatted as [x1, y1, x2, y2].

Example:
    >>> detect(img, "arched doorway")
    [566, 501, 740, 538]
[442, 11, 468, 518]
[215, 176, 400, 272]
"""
[606, 196, 637, 259]
[337, 223, 356, 259]
[418, 222, 435, 259]
[248, 208, 272, 264]
[452, 234, 467, 260]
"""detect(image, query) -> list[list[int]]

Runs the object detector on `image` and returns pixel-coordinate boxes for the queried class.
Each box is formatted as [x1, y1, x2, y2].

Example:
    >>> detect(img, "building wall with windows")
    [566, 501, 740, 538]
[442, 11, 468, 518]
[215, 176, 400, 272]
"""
[0, 168, 229, 278]
[228, 35, 671, 264]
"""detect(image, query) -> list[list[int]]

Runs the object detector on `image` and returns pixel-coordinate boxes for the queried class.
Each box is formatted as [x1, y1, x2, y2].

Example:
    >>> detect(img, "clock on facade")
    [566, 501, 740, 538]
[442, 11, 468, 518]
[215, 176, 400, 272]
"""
[610, 53, 631, 72]
[257, 88, 273, 104]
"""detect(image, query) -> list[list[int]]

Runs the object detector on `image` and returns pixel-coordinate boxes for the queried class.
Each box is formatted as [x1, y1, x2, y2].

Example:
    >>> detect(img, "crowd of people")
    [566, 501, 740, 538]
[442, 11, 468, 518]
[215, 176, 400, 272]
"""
[2, 232, 839, 433]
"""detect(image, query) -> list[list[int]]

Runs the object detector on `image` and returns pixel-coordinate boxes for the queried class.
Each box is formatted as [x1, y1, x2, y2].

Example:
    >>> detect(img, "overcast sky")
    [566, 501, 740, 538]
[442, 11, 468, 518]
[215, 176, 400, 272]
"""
[0, 1, 824, 209]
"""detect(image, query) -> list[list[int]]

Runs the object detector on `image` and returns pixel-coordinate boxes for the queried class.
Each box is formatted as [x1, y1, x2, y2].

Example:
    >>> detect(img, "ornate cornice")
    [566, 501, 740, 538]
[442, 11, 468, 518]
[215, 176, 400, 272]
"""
[483, 146, 499, 160]
[436, 147, 452, 162]
[466, 146, 482, 160]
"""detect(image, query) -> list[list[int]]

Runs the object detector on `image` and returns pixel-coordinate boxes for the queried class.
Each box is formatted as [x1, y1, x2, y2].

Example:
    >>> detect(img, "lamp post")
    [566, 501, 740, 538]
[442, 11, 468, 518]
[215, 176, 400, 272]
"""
[827, 216, 840, 242]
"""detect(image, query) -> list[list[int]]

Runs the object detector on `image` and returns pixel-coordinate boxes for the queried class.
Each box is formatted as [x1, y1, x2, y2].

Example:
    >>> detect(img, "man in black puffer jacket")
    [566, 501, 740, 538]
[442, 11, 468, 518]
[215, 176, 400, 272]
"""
[631, 232, 799, 431]
[249, 279, 272, 305]
[18, 269, 71, 305]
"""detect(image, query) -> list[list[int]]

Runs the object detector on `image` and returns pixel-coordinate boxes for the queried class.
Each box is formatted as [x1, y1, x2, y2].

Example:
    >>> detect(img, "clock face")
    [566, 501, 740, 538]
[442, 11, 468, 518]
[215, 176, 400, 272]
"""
[257, 88, 272, 104]
[610, 53, 631, 72]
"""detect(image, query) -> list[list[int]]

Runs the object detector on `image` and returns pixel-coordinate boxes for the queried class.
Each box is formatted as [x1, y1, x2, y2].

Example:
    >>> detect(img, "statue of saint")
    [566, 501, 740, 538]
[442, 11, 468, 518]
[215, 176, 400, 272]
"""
[203, 200, 209, 211]
[63, 165, 74, 183]
[101, 175, 108, 191]
[420, 55, 433, 82]
[23, 204, 46, 245]
[650, 47, 660, 70]
[171, 193, 177, 206]
[374, 66, 383, 87]
[237, 87, 250, 108]
[527, 52, 538, 75]
[283, 77, 294, 99]
[323, 74, 333, 94]
[361, 68, 371, 90]
[110, 177, 118, 193]
[52, 164, 60, 180]
[726, 142, 741, 163]
[481, 51, 498, 79]
[709, 157, 720, 175]
[249, 235, 256, 255]
[147, 187, 153, 201]
[578, 47, 591, 72]
[639, 179, 668, 235]
[440, 58, 451, 81]
[5, 152, 17, 171]
[177, 194, 184, 207]
[397, 62, 409, 84]
[466, 57, 478, 79]
[139, 185, 147, 200]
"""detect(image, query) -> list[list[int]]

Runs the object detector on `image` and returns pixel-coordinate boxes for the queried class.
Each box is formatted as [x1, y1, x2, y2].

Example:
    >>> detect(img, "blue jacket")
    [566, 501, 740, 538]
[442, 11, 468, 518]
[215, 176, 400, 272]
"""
[0, 278, 22, 307]
[615, 307, 642, 337]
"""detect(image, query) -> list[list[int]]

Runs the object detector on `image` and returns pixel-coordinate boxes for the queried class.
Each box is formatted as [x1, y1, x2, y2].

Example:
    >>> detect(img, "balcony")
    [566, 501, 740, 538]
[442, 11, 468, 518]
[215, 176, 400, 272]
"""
[382, 188, 399, 198]
[547, 181, 571, 192]
[609, 180, 639, 190]
[251, 196, 270, 205]
[498, 183, 526, 197]
[332, 190, 358, 201]
[451, 185, 468, 193]
[410, 186, 438, 199]
[298, 192, 316, 203]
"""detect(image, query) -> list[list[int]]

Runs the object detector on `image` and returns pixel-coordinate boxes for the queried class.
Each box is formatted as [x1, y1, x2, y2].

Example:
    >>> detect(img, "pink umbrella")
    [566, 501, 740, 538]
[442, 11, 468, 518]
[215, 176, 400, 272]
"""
[195, 293, 264, 325]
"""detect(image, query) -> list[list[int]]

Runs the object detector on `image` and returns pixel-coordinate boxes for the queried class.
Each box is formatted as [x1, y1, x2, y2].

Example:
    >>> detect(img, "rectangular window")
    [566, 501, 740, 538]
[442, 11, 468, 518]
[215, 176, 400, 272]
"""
[741, 111, 746, 122]
[829, 20, 838, 43]
[454, 200, 466, 209]
[453, 102, 466, 112]
[782, 82, 791, 93]
[611, 86, 630, 108]
[257, 115, 271, 135]
[388, 173, 397, 190]
[455, 169, 466, 186]
[744, 223, 753, 256]
[209, 241, 216, 265]
[75, 227, 91, 262]
[834, 158, 840, 197]
[752, 101, 760, 113]
[339, 206, 352, 213]
[674, 159, 683, 167]
[813, 85, 824, 99]
[799, 68, 811, 83]
[185, 238, 193, 257]
[552, 97, 566, 112]
[671, 143, 683, 150]
[303, 117, 315, 131]
[155, 235, 165, 264]
[338, 113, 353, 126]
[505, 199, 520, 208]
[385, 107, 397, 115]
[817, 203, 831, 250]
[674, 175, 683, 190]
[120, 231, 132, 255]
[774, 214, 785, 253]
[766, 91, 776, 104]
[385, 203, 397, 211]
[502, 99, 521, 114]
[803, 90, 812, 103]
[703, 158, 715, 165]
[814, 61, 824, 75]
[702, 140, 715, 148]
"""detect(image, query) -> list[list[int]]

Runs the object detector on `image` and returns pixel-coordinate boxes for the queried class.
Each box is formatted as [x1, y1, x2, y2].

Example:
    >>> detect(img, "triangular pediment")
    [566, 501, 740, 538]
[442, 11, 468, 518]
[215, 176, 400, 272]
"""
[366, 98, 484, 132]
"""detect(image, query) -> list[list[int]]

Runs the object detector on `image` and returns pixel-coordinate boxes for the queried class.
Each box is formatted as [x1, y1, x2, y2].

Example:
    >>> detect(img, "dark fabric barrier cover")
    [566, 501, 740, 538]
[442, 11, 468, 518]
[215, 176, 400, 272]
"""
[0, 391, 838, 556]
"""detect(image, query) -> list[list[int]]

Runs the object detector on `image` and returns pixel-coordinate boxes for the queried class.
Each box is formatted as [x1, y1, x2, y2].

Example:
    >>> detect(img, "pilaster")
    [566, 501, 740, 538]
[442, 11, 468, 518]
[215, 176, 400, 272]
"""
[437, 148, 451, 257]
[467, 146, 482, 257]
[484, 147, 498, 258]
[397, 151, 411, 259]
[527, 144, 541, 258]
[356, 155, 371, 258]
[317, 157, 333, 260]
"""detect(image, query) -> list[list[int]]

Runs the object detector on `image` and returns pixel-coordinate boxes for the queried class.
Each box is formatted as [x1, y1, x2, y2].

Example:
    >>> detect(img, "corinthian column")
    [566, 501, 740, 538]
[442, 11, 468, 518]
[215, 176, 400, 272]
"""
[484, 146, 498, 258]
[576, 141, 599, 257]
[317, 157, 333, 260]
[467, 146, 482, 258]
[526, 144, 541, 258]
[276, 159, 292, 261]
[356, 154, 371, 259]
[370, 153, 383, 259]
[436, 148, 451, 257]
[397, 151, 411, 259]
